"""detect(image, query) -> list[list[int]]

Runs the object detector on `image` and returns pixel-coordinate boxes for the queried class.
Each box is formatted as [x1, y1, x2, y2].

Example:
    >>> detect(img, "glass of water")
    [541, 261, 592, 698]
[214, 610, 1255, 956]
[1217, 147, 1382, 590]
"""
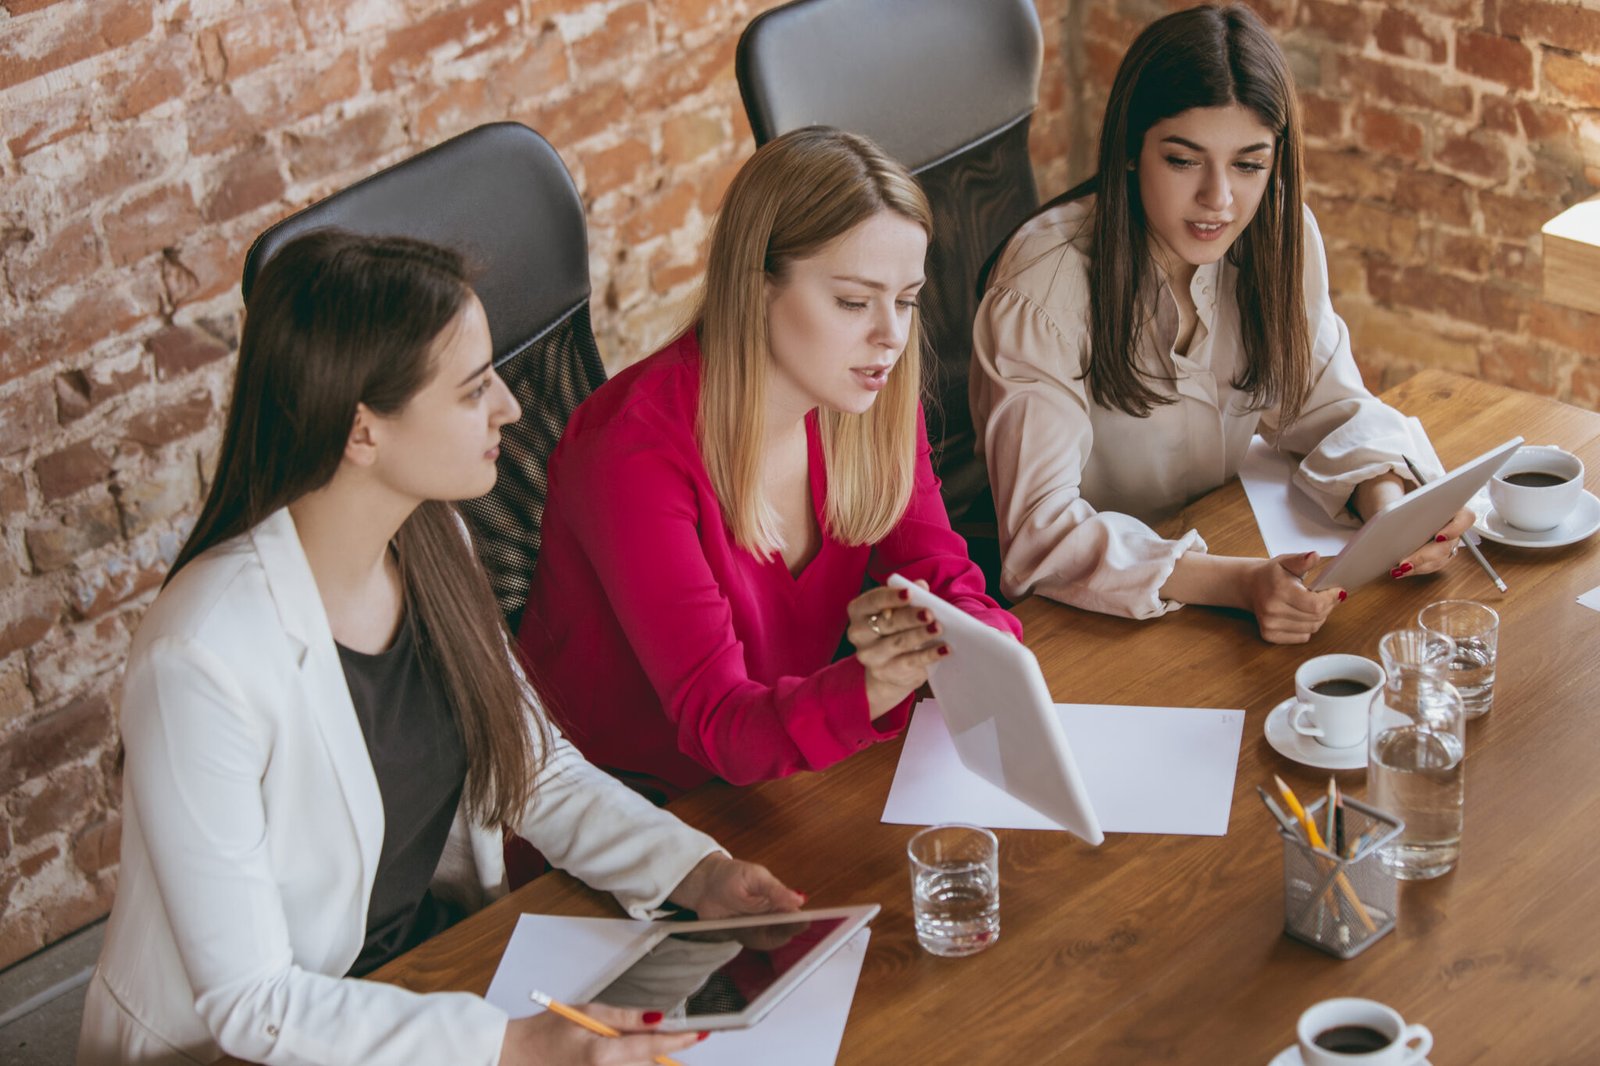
[907, 823, 999, 957]
[1370, 629, 1465, 880]
[1417, 600, 1499, 719]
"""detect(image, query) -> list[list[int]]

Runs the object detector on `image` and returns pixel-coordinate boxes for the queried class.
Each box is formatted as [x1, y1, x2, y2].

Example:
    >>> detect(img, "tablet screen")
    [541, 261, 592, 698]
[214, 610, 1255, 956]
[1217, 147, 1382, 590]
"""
[589, 915, 850, 1019]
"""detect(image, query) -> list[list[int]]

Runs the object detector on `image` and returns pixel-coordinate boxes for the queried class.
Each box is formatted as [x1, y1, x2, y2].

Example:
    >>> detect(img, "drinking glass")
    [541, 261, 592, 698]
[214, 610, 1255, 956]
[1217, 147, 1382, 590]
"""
[1370, 630, 1465, 880]
[906, 824, 999, 957]
[1417, 600, 1499, 719]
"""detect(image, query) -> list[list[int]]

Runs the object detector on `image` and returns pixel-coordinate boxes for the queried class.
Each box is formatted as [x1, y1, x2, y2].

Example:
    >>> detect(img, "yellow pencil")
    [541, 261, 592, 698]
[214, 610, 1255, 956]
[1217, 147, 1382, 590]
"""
[529, 990, 688, 1066]
[1273, 775, 1378, 935]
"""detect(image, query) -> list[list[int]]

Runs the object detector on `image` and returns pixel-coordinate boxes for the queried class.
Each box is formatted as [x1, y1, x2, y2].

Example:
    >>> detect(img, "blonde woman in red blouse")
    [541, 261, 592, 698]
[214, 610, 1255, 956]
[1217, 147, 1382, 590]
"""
[519, 127, 1019, 800]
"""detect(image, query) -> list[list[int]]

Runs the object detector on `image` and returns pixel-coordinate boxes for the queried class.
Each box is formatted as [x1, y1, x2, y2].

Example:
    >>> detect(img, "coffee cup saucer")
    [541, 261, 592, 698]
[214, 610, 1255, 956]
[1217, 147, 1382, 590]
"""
[1467, 486, 1600, 549]
[1264, 697, 1366, 772]
[1269, 1046, 1433, 1066]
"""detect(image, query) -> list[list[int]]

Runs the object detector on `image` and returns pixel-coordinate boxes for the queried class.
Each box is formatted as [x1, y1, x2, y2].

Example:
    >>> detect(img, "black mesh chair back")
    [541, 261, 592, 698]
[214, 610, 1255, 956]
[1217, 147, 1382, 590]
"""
[242, 123, 603, 625]
[736, 0, 1044, 521]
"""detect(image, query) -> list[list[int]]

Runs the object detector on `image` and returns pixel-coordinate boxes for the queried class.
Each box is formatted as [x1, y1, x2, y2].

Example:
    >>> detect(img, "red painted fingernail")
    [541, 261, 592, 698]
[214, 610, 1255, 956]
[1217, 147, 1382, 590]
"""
[938, 645, 951, 657]
[1338, 589, 1347, 602]
[1436, 534, 1448, 543]
[918, 609, 931, 623]
[643, 1011, 664, 1025]
[926, 622, 938, 634]
[899, 589, 911, 601]
[1390, 568, 1403, 579]
[698, 1031, 711, 1042]
[797, 891, 808, 903]
[1400, 562, 1413, 574]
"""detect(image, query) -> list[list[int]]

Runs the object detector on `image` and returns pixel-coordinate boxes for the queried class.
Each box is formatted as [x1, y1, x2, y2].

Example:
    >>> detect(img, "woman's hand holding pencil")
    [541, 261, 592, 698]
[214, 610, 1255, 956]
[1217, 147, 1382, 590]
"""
[504, 995, 707, 1066]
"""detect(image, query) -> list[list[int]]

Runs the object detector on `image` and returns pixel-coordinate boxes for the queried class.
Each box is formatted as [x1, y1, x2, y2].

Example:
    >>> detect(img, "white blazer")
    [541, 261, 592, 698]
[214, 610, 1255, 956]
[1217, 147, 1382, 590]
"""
[77, 509, 723, 1066]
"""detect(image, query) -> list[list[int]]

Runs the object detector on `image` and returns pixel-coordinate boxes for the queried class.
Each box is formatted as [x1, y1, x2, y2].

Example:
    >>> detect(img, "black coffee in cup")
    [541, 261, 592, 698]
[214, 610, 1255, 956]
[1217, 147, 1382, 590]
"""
[1310, 678, 1373, 697]
[1503, 470, 1572, 488]
[1314, 1024, 1392, 1053]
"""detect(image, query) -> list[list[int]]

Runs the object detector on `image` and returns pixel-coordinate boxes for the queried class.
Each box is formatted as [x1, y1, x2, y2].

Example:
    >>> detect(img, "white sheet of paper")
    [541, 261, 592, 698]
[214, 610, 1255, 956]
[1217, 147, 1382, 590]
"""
[485, 914, 870, 1066]
[1238, 436, 1353, 558]
[881, 700, 1245, 836]
[1580, 585, 1600, 612]
[1238, 420, 1441, 559]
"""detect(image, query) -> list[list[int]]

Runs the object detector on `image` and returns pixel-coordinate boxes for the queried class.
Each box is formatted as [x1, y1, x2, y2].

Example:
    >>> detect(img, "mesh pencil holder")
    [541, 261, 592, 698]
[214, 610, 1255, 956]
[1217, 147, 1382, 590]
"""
[1279, 796, 1404, 960]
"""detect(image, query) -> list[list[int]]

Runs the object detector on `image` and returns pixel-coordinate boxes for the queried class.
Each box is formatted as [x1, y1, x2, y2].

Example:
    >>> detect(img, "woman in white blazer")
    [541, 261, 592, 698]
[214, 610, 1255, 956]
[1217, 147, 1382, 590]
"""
[78, 231, 802, 1066]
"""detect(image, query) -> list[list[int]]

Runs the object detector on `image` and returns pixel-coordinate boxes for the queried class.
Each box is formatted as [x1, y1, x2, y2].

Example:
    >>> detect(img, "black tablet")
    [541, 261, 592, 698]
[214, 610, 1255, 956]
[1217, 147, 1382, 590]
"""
[574, 905, 879, 1032]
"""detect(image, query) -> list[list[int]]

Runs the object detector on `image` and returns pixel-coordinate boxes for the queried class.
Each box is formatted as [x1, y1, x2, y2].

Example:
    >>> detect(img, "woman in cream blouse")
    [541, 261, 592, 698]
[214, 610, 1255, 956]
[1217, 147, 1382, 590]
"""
[972, 4, 1470, 643]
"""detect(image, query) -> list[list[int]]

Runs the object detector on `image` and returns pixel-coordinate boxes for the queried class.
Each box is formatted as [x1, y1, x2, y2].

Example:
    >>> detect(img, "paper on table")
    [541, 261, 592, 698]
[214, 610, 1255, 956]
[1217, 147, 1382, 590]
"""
[1239, 419, 1442, 559]
[1580, 585, 1600, 612]
[485, 914, 870, 1066]
[1238, 436, 1353, 558]
[881, 700, 1245, 836]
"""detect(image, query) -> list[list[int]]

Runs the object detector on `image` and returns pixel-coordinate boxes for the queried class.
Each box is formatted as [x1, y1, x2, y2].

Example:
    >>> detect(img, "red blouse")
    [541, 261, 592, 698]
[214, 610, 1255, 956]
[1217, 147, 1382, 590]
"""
[518, 332, 1021, 796]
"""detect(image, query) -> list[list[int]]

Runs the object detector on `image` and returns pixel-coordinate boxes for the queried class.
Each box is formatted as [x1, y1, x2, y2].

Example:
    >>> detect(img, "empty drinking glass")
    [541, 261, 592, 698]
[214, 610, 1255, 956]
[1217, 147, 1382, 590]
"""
[1417, 600, 1499, 719]
[907, 824, 999, 957]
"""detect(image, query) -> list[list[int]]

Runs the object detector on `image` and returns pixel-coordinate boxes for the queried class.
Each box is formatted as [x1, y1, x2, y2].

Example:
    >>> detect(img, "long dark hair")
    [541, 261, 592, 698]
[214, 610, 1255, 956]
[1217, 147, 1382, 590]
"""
[171, 230, 543, 827]
[1008, 3, 1309, 423]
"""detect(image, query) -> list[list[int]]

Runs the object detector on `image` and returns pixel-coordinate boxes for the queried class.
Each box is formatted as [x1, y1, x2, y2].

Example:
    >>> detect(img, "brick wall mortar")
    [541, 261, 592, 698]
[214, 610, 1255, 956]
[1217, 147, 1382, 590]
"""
[0, 0, 1076, 966]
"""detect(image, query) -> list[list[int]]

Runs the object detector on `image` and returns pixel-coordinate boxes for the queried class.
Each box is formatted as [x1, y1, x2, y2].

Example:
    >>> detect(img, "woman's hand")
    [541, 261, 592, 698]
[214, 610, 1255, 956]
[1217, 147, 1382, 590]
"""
[669, 853, 804, 918]
[1352, 472, 1474, 579]
[499, 1007, 702, 1065]
[1390, 507, 1475, 579]
[845, 583, 946, 720]
[1162, 552, 1342, 644]
[1242, 552, 1343, 645]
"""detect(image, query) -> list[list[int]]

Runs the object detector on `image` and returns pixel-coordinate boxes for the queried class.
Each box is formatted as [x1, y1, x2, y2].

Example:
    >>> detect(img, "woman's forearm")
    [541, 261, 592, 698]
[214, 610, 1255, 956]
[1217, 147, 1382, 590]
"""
[1158, 551, 1256, 610]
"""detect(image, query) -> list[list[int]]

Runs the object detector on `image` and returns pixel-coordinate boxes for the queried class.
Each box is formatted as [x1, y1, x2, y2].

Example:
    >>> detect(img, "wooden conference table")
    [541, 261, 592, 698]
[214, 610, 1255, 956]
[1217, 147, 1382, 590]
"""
[226, 371, 1600, 1064]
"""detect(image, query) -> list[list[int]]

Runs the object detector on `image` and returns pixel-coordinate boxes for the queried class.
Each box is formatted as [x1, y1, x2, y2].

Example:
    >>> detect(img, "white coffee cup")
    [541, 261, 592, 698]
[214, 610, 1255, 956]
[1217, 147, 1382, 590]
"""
[1488, 444, 1585, 531]
[1297, 997, 1432, 1065]
[1289, 655, 1384, 749]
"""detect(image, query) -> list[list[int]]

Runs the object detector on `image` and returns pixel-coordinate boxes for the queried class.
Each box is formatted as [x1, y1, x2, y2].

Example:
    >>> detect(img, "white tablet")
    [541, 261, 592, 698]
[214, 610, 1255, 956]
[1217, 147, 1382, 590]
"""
[1309, 437, 1522, 592]
[886, 574, 1104, 846]
[573, 905, 879, 1032]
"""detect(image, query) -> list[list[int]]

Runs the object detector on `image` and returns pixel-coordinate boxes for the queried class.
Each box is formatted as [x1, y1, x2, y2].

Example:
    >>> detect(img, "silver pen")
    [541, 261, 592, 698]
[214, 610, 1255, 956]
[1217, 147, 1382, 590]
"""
[1402, 455, 1508, 593]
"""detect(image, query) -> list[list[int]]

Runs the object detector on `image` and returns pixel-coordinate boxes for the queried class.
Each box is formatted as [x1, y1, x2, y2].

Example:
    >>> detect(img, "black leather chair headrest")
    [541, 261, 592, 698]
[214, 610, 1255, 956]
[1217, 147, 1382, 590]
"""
[242, 122, 589, 369]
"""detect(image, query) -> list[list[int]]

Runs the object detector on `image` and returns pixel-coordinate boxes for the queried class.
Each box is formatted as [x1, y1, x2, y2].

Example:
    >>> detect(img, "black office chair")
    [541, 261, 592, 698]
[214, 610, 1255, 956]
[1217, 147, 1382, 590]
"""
[242, 122, 604, 628]
[736, 0, 1044, 528]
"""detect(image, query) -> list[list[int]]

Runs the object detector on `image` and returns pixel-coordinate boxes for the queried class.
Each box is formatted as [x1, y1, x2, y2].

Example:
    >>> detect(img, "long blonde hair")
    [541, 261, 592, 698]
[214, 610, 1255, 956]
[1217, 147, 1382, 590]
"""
[696, 126, 932, 558]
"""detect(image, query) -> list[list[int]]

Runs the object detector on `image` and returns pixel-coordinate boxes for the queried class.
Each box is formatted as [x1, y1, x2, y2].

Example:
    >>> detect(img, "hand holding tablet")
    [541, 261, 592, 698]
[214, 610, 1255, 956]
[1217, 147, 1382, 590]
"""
[1309, 438, 1522, 593]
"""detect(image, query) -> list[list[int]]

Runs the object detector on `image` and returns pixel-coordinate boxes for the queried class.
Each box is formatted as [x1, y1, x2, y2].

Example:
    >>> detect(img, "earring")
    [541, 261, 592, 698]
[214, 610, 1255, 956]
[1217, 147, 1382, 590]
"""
[1126, 160, 1137, 172]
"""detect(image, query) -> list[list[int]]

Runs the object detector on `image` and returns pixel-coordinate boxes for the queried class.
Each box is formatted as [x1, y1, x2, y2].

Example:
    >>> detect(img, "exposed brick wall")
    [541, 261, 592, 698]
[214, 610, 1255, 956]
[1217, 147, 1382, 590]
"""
[1076, 0, 1600, 404]
[16, 0, 1591, 971]
[0, 0, 1075, 967]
